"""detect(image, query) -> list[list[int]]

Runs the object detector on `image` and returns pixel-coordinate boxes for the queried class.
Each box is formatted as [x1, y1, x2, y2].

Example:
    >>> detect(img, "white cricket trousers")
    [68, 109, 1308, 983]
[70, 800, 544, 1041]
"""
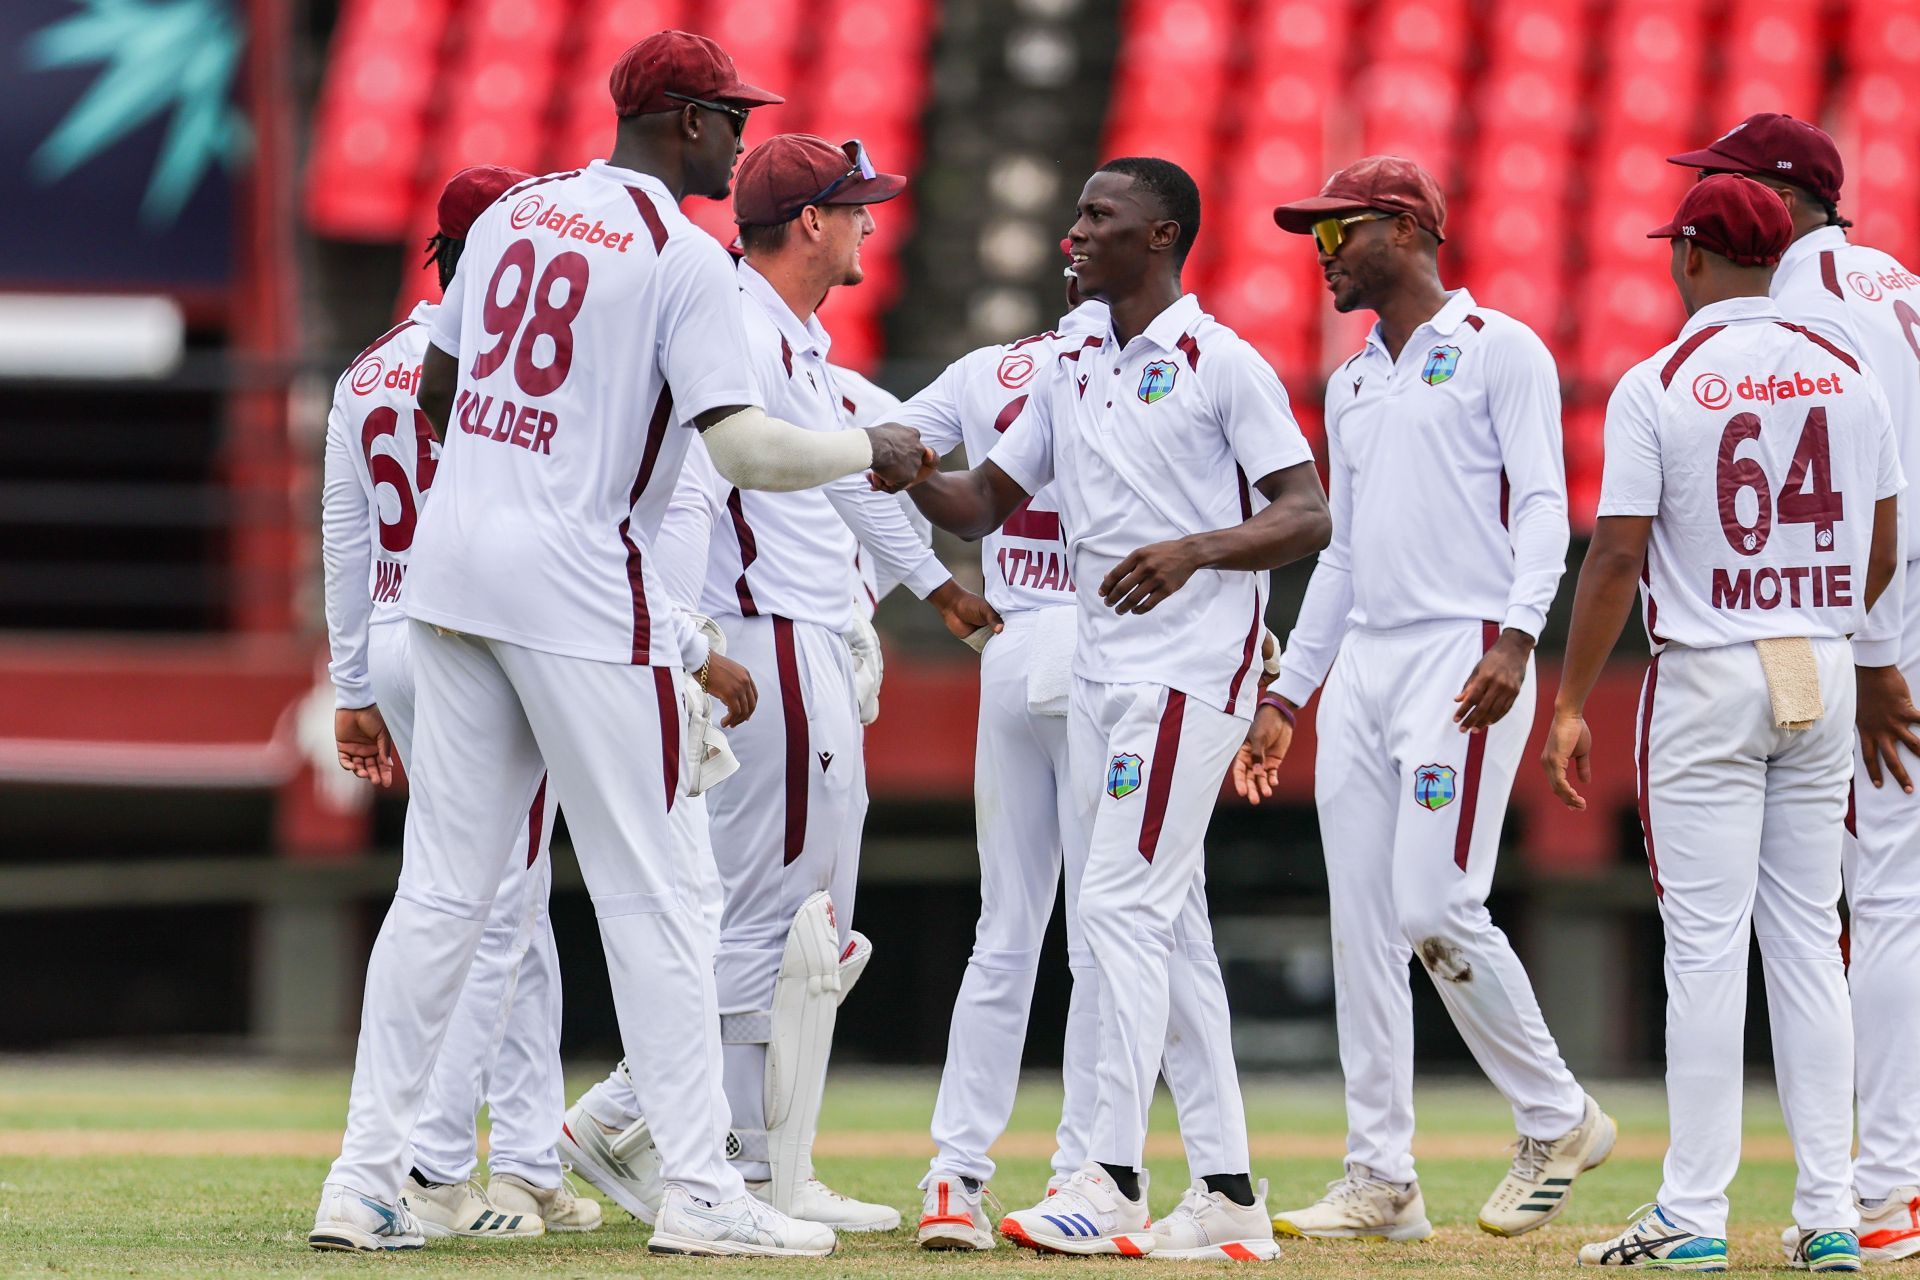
[706, 614, 864, 1180]
[1072, 676, 1251, 1175]
[1316, 619, 1584, 1184]
[1845, 560, 1920, 1202]
[326, 621, 739, 1205]
[365, 620, 565, 1189]
[928, 610, 1252, 1183]
[1640, 638, 1858, 1239]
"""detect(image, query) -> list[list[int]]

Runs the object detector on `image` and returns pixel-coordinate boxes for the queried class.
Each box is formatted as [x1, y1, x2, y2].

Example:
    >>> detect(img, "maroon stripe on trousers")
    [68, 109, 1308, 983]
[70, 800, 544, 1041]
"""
[525, 774, 549, 867]
[1450, 621, 1500, 871]
[1636, 654, 1663, 897]
[773, 617, 808, 864]
[1137, 690, 1187, 862]
[654, 667, 679, 812]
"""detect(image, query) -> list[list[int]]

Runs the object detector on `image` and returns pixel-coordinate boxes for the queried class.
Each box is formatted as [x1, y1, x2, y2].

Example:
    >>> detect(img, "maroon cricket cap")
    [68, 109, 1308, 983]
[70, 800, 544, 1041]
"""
[1647, 173, 1793, 266]
[608, 30, 783, 117]
[733, 134, 906, 226]
[1667, 113, 1843, 206]
[436, 165, 532, 240]
[1273, 155, 1447, 243]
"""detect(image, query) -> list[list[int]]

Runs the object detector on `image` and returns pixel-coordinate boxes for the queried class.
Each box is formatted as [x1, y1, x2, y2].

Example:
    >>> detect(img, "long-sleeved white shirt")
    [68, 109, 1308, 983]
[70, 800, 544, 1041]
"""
[1274, 289, 1569, 707]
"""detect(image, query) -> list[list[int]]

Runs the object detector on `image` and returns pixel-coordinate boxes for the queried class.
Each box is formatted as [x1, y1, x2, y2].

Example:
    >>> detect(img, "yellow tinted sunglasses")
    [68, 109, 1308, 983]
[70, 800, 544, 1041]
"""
[1311, 211, 1391, 256]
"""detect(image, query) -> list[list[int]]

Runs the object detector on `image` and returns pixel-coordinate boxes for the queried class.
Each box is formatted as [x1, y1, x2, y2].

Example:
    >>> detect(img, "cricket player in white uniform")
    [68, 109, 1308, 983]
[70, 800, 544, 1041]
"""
[908, 157, 1330, 1259]
[887, 284, 1276, 1254]
[1545, 175, 1902, 1272]
[309, 31, 935, 1257]
[1669, 115, 1920, 1261]
[322, 164, 598, 1240]
[1250, 156, 1613, 1241]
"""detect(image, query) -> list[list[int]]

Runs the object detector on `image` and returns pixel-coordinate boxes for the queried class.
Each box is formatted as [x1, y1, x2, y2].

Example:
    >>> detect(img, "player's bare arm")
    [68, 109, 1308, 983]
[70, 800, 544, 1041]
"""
[1541, 514, 1653, 810]
[419, 345, 457, 442]
[334, 704, 395, 787]
[1857, 493, 1913, 791]
[907, 459, 1033, 542]
[1099, 459, 1330, 615]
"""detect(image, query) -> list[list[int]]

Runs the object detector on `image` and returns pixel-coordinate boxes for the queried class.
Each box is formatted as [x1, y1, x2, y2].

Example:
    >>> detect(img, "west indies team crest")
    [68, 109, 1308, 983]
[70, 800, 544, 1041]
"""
[1137, 360, 1178, 403]
[1421, 345, 1461, 386]
[1414, 762, 1458, 810]
[1107, 752, 1144, 799]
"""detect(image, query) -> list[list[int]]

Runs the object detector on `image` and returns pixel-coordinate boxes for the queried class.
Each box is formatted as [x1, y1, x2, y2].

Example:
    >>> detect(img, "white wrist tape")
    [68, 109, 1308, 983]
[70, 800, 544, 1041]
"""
[703, 406, 874, 492]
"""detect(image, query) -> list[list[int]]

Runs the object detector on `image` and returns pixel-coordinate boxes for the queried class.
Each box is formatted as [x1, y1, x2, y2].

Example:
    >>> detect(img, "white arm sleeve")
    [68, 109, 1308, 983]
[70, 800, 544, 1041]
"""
[321, 384, 376, 708]
[702, 406, 876, 492]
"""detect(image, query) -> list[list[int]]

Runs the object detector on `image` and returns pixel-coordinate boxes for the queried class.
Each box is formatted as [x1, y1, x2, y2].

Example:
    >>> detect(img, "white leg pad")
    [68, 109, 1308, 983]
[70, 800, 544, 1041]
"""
[765, 892, 845, 1215]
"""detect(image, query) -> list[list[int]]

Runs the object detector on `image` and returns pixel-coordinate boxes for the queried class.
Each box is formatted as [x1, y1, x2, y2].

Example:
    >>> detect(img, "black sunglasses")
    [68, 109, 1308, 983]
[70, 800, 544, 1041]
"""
[772, 140, 875, 222]
[665, 90, 749, 135]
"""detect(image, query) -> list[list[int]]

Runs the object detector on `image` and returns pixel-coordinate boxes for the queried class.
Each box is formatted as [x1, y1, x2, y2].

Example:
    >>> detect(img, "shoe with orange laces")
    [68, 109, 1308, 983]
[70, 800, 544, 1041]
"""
[917, 1173, 996, 1250]
[1000, 1163, 1154, 1256]
[1859, 1187, 1920, 1262]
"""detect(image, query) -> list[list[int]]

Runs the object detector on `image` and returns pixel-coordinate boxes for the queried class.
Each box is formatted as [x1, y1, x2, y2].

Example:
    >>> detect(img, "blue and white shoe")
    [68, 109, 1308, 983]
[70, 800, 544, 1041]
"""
[1001, 1164, 1155, 1256]
[308, 1182, 425, 1252]
[1578, 1205, 1728, 1270]
[1781, 1226, 1863, 1272]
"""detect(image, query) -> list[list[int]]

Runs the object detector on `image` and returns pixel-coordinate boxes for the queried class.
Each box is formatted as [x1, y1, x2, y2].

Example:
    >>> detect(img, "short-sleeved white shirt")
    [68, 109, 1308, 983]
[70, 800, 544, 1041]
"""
[1597, 294, 1904, 649]
[986, 293, 1314, 716]
[696, 263, 945, 633]
[889, 302, 1110, 617]
[406, 160, 757, 667]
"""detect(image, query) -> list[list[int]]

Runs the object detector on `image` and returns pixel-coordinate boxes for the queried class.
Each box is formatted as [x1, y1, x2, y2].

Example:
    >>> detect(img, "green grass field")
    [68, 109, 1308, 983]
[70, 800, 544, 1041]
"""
[0, 1062, 1821, 1276]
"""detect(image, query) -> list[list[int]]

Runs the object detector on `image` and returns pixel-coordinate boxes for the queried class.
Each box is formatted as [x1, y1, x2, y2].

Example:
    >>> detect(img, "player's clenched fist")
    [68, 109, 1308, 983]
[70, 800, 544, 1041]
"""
[866, 424, 938, 493]
[702, 653, 758, 728]
[1232, 699, 1294, 805]
[928, 579, 1003, 646]
[334, 705, 395, 787]
[1540, 706, 1592, 811]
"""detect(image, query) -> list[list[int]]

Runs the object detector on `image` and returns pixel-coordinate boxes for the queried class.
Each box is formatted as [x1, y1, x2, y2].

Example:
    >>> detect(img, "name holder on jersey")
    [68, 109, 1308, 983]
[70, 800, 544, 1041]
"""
[454, 388, 559, 455]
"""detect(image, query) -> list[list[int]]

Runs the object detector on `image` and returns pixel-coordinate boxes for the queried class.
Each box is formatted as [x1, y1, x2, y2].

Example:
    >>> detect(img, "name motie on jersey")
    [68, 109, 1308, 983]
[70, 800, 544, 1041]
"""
[453, 388, 558, 455]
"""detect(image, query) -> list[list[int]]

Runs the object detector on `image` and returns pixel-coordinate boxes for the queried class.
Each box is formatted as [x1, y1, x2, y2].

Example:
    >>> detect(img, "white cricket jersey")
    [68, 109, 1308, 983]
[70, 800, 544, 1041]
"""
[986, 293, 1314, 716]
[1773, 226, 1920, 664]
[321, 302, 438, 707]
[832, 364, 931, 613]
[890, 302, 1111, 618]
[407, 160, 758, 669]
[1597, 294, 1903, 650]
[1273, 289, 1570, 708]
[696, 262, 947, 633]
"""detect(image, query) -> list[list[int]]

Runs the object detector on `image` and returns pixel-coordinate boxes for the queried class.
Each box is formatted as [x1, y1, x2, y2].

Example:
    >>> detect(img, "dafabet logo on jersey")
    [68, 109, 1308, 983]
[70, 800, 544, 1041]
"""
[350, 358, 423, 397]
[507, 195, 639, 253]
[1107, 753, 1144, 800]
[1137, 361, 1177, 403]
[1421, 346, 1461, 386]
[1848, 267, 1919, 301]
[1414, 763, 1457, 811]
[1696, 369, 1847, 408]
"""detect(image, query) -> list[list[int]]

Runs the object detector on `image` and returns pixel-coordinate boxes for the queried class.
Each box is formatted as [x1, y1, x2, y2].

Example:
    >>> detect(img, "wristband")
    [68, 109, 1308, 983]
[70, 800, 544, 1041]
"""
[1258, 692, 1295, 726]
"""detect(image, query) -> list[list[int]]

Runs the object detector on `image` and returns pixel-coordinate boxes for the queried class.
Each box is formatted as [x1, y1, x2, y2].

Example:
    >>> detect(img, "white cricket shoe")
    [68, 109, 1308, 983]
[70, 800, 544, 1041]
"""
[1859, 1187, 1920, 1261]
[1272, 1165, 1432, 1241]
[1779, 1225, 1863, 1271]
[402, 1171, 543, 1239]
[917, 1172, 996, 1251]
[489, 1170, 603, 1232]
[747, 1176, 900, 1232]
[1480, 1093, 1618, 1236]
[308, 1183, 425, 1252]
[1578, 1205, 1727, 1270]
[1000, 1163, 1155, 1256]
[1151, 1180, 1281, 1261]
[557, 1100, 664, 1225]
[647, 1185, 837, 1257]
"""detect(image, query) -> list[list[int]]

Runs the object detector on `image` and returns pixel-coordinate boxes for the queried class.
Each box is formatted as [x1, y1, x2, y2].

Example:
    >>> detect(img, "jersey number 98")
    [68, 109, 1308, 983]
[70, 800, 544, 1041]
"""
[471, 238, 591, 397]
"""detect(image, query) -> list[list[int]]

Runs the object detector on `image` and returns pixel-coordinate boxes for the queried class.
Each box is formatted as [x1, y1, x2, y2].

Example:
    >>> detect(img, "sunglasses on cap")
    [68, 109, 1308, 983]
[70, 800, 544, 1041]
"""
[1311, 210, 1392, 256]
[774, 140, 877, 222]
[664, 90, 750, 135]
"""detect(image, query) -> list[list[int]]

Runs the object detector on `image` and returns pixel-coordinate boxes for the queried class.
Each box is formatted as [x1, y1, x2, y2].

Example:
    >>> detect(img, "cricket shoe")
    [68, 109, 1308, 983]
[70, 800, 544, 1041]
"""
[1858, 1186, 1920, 1261]
[1272, 1165, 1432, 1241]
[746, 1176, 900, 1232]
[557, 1100, 663, 1225]
[402, 1170, 543, 1239]
[1480, 1093, 1618, 1235]
[1578, 1205, 1728, 1270]
[917, 1172, 996, 1250]
[489, 1170, 603, 1232]
[308, 1183, 425, 1252]
[647, 1185, 836, 1256]
[1780, 1226, 1863, 1272]
[1150, 1180, 1281, 1261]
[1000, 1163, 1154, 1256]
